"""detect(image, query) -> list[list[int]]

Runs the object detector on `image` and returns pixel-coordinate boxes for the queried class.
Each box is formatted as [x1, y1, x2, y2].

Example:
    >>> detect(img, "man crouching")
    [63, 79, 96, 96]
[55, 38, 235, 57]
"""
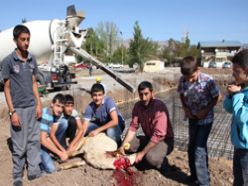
[118, 81, 174, 173]
[39, 94, 68, 173]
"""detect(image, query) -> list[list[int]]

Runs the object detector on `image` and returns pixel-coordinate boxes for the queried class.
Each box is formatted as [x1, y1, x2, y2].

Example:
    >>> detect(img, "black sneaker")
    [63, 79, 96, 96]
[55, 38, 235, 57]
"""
[28, 174, 41, 181]
[13, 180, 23, 186]
[185, 176, 198, 184]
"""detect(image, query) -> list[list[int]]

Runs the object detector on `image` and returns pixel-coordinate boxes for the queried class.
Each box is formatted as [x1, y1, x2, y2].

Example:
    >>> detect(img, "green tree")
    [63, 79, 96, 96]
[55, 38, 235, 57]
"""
[81, 28, 105, 63]
[83, 28, 104, 55]
[160, 36, 200, 67]
[128, 21, 158, 71]
[176, 34, 200, 58]
[111, 46, 128, 65]
[189, 45, 200, 58]
[161, 38, 178, 64]
[95, 21, 120, 62]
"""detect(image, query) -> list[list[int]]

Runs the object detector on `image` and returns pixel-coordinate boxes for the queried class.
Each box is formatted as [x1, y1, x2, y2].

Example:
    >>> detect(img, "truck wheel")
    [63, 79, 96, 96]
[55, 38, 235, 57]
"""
[0, 84, 3, 91]
[36, 73, 46, 95]
[36, 73, 45, 86]
[64, 74, 71, 90]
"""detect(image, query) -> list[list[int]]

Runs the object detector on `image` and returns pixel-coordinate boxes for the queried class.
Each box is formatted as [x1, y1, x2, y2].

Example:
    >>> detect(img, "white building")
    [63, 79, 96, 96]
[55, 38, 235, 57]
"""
[143, 60, 165, 72]
[198, 41, 241, 68]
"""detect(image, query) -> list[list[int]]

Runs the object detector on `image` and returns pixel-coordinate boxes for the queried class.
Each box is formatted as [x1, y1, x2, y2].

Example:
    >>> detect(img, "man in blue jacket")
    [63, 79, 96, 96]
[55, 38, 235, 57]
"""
[223, 49, 248, 186]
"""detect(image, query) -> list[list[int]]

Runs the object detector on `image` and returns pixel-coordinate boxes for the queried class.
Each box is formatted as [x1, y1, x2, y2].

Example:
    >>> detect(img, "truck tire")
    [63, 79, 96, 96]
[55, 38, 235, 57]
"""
[61, 65, 71, 90]
[0, 83, 3, 91]
[36, 73, 47, 94]
[65, 73, 72, 90]
[36, 73, 46, 86]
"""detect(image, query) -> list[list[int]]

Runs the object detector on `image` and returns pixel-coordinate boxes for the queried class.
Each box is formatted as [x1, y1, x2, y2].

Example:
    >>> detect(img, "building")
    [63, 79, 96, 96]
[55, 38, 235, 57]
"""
[198, 41, 241, 68]
[143, 60, 165, 72]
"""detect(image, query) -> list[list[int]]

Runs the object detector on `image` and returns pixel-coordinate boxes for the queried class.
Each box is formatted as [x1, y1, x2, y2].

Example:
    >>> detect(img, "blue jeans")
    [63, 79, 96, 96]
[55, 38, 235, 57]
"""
[40, 119, 68, 173]
[233, 148, 248, 186]
[188, 119, 212, 186]
[85, 121, 124, 143]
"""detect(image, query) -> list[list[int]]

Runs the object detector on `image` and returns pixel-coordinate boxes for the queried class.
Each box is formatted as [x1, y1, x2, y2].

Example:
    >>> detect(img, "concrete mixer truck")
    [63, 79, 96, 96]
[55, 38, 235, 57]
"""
[0, 5, 135, 93]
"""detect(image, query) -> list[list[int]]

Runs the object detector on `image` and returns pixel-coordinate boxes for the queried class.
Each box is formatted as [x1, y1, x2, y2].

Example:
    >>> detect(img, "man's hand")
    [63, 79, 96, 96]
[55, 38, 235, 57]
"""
[135, 151, 145, 164]
[88, 129, 100, 137]
[67, 145, 76, 156]
[11, 113, 21, 128]
[183, 107, 195, 119]
[117, 146, 126, 156]
[36, 104, 42, 119]
[195, 109, 208, 119]
[59, 151, 68, 162]
[227, 84, 241, 94]
[61, 148, 67, 153]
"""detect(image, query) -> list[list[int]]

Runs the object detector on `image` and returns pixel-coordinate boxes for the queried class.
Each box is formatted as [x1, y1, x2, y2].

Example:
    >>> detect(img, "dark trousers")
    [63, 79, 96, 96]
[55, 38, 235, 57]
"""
[65, 116, 77, 143]
[128, 135, 174, 170]
[233, 148, 248, 186]
[188, 119, 212, 186]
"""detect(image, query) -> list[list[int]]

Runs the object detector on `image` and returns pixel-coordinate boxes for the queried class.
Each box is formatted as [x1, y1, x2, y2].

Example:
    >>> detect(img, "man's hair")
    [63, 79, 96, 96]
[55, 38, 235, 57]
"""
[52, 94, 65, 104]
[91, 83, 105, 94]
[64, 94, 74, 105]
[138, 81, 153, 91]
[180, 56, 198, 76]
[232, 49, 248, 70]
[13, 25, 30, 41]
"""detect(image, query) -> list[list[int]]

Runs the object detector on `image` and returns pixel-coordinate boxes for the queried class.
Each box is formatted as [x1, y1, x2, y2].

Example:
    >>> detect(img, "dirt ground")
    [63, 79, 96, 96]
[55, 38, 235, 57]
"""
[0, 118, 233, 186]
[0, 68, 234, 186]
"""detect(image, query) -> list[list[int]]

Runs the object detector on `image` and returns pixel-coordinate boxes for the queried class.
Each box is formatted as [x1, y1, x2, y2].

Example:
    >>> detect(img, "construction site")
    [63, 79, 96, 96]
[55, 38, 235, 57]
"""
[0, 67, 235, 186]
[0, 4, 240, 186]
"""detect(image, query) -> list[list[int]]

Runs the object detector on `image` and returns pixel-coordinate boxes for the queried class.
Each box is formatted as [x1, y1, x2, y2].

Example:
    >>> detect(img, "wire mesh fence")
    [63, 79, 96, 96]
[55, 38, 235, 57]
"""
[120, 88, 234, 160]
[165, 95, 234, 160]
[70, 69, 234, 160]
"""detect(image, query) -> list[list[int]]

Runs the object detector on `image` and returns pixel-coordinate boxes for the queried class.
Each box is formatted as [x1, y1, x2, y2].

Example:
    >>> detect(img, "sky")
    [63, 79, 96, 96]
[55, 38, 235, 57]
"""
[0, 0, 247, 44]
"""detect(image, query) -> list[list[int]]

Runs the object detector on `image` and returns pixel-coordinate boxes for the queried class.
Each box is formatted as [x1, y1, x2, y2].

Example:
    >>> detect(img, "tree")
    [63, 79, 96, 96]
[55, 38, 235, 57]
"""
[95, 21, 120, 62]
[111, 46, 128, 64]
[82, 27, 105, 62]
[128, 21, 158, 71]
[176, 34, 200, 58]
[161, 38, 178, 64]
[83, 28, 104, 56]
[160, 35, 200, 67]
[161, 48, 172, 64]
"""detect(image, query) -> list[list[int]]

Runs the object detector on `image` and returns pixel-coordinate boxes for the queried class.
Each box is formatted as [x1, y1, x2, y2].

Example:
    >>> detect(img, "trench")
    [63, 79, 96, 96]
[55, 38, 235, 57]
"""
[0, 70, 234, 160]
[49, 81, 237, 161]
[117, 88, 233, 160]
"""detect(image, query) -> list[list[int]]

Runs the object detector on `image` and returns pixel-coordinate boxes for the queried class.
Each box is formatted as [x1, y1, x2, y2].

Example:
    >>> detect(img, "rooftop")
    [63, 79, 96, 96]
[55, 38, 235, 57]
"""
[198, 40, 242, 48]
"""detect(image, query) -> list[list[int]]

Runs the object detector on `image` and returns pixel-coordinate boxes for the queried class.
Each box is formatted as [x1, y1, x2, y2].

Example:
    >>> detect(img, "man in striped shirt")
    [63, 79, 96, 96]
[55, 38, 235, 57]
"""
[39, 94, 68, 173]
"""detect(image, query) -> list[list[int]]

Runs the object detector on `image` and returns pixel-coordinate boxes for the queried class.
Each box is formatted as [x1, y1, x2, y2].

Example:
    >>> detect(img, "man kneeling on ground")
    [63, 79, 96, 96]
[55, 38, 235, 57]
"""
[63, 94, 84, 156]
[82, 83, 125, 144]
[40, 94, 68, 173]
[118, 81, 174, 173]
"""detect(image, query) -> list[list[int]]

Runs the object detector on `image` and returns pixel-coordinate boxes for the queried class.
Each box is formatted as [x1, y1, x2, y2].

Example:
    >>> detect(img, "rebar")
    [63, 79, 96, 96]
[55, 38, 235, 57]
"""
[120, 90, 234, 160]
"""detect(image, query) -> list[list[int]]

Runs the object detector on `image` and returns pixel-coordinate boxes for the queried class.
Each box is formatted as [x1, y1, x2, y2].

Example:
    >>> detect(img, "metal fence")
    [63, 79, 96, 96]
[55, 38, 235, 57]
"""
[165, 95, 234, 160]
[120, 89, 234, 160]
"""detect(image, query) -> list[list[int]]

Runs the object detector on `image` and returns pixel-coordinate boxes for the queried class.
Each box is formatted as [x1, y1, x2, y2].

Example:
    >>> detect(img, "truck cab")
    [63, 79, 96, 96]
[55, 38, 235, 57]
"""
[37, 64, 76, 91]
